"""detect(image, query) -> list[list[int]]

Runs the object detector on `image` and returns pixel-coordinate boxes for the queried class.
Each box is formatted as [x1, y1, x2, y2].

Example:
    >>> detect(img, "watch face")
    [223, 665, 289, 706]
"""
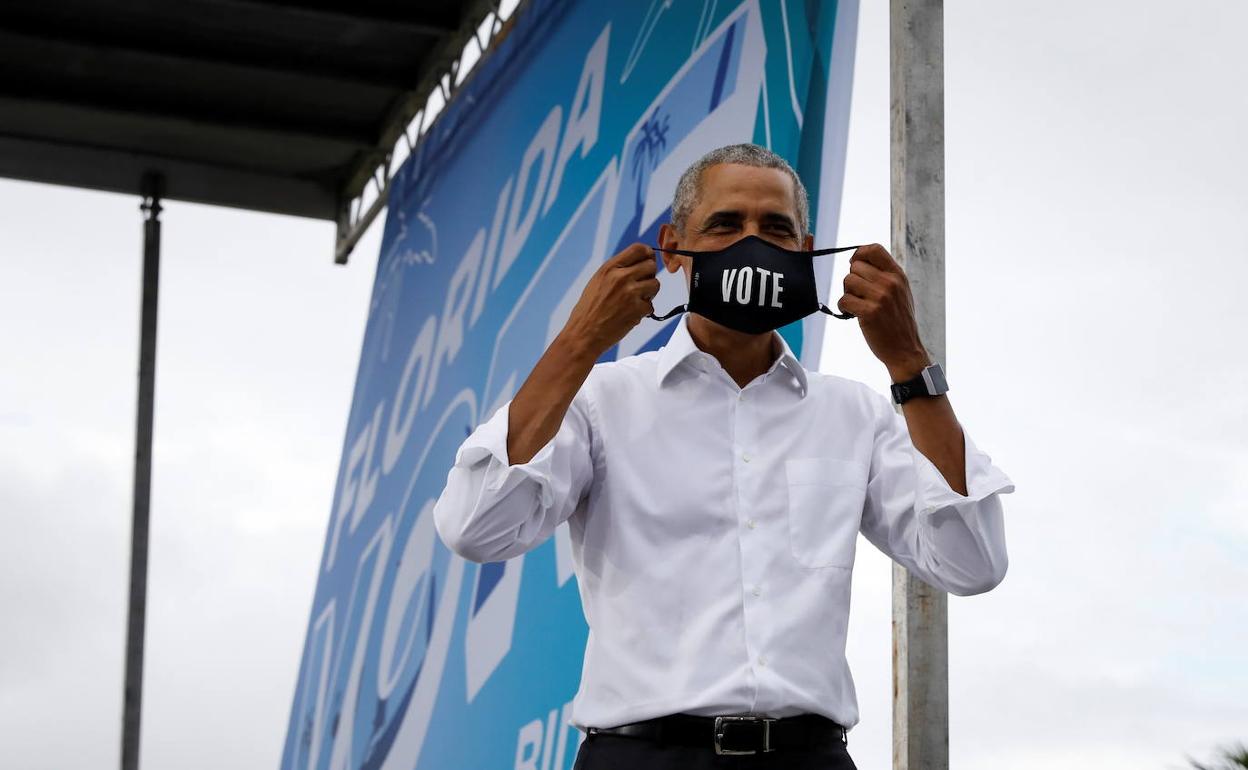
[924, 365, 948, 394]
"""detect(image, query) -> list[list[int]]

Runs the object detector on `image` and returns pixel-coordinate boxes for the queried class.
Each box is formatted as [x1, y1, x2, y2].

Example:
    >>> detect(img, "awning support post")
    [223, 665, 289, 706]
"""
[121, 171, 163, 770]
[890, 1, 949, 768]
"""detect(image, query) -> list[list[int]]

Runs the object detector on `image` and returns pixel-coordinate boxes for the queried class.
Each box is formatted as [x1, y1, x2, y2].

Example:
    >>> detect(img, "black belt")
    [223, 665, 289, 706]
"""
[587, 713, 848, 755]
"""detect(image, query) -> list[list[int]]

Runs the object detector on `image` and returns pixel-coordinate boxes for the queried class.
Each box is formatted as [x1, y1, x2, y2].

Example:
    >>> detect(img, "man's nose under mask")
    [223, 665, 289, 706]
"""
[648, 234, 861, 335]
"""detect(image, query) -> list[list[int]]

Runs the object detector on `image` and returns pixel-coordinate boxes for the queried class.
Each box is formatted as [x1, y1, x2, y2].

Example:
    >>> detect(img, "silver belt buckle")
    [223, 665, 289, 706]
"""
[713, 715, 775, 755]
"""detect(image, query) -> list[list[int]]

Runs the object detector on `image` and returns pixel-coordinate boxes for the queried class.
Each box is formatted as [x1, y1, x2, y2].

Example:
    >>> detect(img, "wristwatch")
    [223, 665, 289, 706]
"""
[890, 363, 948, 405]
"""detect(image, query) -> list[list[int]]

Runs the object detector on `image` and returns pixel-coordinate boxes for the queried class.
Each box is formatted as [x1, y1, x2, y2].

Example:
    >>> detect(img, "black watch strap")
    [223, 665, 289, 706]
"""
[891, 364, 948, 405]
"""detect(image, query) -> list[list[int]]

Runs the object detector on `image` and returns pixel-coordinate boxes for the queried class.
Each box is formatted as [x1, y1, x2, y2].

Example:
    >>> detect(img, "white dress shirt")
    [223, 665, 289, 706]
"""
[433, 314, 1014, 733]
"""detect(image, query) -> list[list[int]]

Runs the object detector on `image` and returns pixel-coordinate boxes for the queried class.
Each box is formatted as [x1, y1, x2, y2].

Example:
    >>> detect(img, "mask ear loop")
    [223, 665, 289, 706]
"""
[812, 244, 862, 320]
[644, 243, 865, 322]
[646, 245, 691, 322]
[648, 305, 687, 321]
[820, 303, 855, 320]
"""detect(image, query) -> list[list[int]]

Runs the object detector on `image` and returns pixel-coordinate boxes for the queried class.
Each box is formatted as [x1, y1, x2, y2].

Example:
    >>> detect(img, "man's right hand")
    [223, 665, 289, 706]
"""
[506, 244, 658, 465]
[560, 244, 660, 358]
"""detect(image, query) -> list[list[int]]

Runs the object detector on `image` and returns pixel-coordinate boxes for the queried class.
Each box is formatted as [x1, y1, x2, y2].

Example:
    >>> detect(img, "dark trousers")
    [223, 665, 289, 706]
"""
[572, 731, 858, 770]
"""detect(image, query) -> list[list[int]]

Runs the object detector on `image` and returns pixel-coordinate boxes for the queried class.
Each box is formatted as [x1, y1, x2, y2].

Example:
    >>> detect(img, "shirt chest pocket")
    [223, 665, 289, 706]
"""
[784, 457, 869, 569]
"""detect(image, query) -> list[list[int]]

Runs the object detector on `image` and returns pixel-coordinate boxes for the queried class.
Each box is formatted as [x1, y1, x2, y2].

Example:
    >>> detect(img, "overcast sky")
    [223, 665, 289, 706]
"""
[2, 1, 1246, 769]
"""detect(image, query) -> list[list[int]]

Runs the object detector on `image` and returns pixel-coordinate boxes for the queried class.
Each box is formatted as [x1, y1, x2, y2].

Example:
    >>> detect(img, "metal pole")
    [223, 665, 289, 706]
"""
[122, 172, 163, 770]
[890, 1, 948, 769]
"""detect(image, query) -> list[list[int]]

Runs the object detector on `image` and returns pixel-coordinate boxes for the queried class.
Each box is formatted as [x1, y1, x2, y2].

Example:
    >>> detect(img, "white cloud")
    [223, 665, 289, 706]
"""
[0, 185, 378, 769]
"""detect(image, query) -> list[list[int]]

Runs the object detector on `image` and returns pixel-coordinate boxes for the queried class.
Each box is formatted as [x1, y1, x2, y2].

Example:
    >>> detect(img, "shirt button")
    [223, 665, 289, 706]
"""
[742, 452, 752, 463]
[752, 585, 761, 597]
[747, 519, 757, 529]
[758, 655, 767, 667]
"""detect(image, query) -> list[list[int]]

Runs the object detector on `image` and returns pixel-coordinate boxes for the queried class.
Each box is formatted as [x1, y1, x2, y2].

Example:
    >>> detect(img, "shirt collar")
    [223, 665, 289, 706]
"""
[655, 315, 809, 398]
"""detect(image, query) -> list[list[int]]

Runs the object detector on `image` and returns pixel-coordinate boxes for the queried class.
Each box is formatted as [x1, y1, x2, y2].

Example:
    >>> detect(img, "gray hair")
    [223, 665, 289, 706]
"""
[670, 143, 810, 240]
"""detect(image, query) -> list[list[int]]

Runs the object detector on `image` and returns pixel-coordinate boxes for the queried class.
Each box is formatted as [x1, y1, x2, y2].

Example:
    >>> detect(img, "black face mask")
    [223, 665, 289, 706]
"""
[648, 235, 861, 335]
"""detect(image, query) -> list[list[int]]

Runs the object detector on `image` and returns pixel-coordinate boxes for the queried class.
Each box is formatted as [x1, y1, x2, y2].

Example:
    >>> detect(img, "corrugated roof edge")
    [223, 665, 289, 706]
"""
[334, 0, 551, 263]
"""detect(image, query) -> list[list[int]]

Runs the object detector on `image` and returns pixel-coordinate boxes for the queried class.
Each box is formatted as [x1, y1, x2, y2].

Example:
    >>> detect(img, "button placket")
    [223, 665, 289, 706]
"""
[735, 383, 768, 692]
[728, 381, 758, 688]
[737, 386, 753, 466]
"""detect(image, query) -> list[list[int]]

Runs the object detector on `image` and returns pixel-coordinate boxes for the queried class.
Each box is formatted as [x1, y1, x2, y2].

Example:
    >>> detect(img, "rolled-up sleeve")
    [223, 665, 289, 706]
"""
[858, 394, 1015, 596]
[432, 389, 595, 563]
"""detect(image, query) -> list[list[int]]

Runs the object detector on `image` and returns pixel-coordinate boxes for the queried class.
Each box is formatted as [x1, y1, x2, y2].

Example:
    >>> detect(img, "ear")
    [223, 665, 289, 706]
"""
[803, 231, 814, 252]
[658, 222, 684, 274]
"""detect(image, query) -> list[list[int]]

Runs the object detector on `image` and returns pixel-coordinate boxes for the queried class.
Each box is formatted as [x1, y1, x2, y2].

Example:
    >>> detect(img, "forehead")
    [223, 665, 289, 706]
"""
[693, 163, 798, 218]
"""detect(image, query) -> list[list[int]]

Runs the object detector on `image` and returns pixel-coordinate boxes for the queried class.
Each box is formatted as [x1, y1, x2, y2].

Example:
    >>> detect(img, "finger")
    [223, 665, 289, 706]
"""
[848, 257, 888, 284]
[633, 276, 661, 301]
[850, 243, 902, 274]
[612, 243, 655, 268]
[622, 257, 659, 280]
[843, 271, 883, 300]
[836, 292, 871, 318]
[850, 253, 910, 298]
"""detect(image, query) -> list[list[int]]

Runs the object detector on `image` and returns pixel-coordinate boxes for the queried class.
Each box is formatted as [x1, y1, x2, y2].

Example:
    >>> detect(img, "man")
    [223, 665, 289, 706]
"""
[432, 143, 1013, 769]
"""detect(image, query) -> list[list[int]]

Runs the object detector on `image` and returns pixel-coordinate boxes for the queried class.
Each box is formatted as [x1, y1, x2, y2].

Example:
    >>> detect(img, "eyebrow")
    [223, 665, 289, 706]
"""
[696, 210, 798, 232]
[761, 212, 798, 231]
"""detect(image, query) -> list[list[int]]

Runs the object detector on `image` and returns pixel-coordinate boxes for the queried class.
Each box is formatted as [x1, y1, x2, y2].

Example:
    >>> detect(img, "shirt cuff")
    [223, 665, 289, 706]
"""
[455, 400, 559, 507]
[910, 427, 1015, 515]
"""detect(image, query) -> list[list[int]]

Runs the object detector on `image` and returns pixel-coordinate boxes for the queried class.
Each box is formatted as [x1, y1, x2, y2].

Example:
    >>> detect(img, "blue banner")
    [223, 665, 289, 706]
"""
[280, 1, 858, 768]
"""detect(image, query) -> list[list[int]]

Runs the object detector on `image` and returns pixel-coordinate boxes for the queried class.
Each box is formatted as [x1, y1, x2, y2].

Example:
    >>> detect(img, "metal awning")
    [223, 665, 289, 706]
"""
[0, 0, 508, 261]
[0, 5, 524, 768]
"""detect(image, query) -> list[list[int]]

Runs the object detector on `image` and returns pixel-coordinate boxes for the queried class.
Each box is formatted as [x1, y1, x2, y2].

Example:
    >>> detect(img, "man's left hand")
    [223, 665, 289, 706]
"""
[835, 243, 931, 381]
